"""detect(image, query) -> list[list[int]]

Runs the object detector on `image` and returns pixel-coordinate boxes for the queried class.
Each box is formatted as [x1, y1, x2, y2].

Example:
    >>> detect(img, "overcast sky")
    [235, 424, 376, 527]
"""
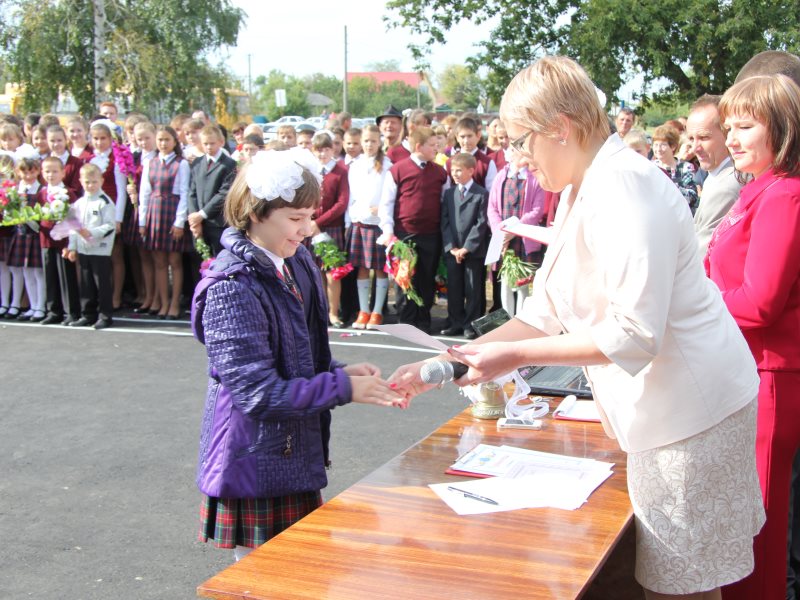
[220, 0, 490, 83]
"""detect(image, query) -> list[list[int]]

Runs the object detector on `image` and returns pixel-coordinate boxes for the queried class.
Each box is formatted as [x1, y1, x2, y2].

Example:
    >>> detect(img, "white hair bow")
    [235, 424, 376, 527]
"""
[246, 147, 322, 202]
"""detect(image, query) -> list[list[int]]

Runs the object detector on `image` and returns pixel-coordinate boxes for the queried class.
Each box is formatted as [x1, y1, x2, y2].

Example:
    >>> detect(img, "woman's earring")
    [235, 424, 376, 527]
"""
[559, 139, 567, 146]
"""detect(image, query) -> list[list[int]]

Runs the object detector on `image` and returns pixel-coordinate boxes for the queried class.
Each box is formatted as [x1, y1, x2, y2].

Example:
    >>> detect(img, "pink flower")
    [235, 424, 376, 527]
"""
[329, 263, 354, 281]
[112, 142, 137, 178]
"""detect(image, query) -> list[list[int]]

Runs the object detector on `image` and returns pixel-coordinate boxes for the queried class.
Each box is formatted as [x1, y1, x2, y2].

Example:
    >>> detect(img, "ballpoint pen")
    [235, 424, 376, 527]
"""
[447, 486, 499, 505]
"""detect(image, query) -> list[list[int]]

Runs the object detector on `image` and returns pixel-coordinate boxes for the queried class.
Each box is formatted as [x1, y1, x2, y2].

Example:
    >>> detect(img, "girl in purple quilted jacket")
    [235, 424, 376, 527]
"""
[191, 148, 403, 562]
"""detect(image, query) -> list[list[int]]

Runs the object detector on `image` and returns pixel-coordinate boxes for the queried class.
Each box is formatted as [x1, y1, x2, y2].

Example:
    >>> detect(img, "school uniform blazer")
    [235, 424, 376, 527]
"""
[440, 182, 489, 258]
[314, 161, 349, 229]
[187, 153, 237, 229]
[519, 134, 758, 453]
[705, 169, 800, 371]
[62, 154, 85, 198]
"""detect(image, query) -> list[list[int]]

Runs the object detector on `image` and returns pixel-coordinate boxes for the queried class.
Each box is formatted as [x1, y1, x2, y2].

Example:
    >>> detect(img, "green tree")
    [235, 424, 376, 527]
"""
[385, 0, 800, 106]
[437, 65, 484, 111]
[364, 59, 402, 72]
[1, 0, 244, 115]
[252, 70, 311, 118]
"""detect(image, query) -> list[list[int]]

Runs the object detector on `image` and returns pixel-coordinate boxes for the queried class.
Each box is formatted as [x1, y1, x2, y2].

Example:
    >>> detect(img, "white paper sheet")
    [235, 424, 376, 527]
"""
[501, 220, 554, 246]
[372, 324, 450, 352]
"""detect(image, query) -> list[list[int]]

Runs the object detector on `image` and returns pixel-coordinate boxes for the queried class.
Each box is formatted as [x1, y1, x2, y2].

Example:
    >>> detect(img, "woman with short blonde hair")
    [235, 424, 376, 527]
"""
[391, 55, 764, 600]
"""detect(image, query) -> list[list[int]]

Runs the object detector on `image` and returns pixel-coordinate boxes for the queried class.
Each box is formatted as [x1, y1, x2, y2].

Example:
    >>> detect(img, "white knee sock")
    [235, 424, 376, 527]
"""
[9, 266, 24, 309]
[233, 545, 253, 562]
[357, 278, 370, 313]
[500, 280, 516, 316]
[23, 267, 45, 313]
[0, 261, 10, 308]
[373, 277, 389, 314]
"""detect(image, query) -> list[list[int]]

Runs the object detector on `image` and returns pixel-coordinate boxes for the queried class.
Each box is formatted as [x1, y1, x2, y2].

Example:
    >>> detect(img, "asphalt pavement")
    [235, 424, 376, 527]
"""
[0, 314, 468, 599]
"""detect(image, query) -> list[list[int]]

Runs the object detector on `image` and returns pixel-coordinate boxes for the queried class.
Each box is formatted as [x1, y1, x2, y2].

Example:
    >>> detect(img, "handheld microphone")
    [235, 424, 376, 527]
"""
[420, 360, 469, 385]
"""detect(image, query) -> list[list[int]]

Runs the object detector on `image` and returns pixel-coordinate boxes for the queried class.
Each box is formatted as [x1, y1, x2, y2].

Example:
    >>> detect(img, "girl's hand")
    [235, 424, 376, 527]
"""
[343, 362, 381, 377]
[349, 376, 405, 408]
[171, 226, 184, 240]
[386, 361, 437, 403]
[447, 342, 522, 386]
[139, 226, 146, 238]
[126, 183, 137, 198]
[79, 228, 91, 240]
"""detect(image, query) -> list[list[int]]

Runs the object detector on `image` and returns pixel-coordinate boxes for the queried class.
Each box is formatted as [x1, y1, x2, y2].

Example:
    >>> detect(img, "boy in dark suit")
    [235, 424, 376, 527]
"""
[440, 153, 489, 339]
[187, 125, 237, 256]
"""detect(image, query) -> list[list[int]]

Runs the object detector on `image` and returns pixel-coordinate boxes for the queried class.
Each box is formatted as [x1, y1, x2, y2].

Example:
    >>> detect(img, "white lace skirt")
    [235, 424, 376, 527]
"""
[628, 399, 765, 594]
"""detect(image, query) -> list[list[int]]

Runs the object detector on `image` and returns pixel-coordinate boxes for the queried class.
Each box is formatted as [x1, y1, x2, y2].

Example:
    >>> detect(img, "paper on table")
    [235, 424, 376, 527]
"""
[501, 219, 554, 246]
[430, 478, 532, 515]
[553, 397, 602, 423]
[372, 324, 450, 352]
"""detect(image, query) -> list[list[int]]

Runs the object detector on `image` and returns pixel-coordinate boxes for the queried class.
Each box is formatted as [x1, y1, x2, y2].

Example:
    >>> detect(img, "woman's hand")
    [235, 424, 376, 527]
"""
[343, 362, 381, 377]
[386, 361, 437, 403]
[447, 342, 523, 386]
[349, 376, 405, 408]
[171, 226, 184, 240]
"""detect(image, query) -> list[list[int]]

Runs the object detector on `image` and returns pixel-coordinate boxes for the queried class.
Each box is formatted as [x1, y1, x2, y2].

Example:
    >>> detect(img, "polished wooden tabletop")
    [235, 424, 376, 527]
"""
[198, 406, 632, 600]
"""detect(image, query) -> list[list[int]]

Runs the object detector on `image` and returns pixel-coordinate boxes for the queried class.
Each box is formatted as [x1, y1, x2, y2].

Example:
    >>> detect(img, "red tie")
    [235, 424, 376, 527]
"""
[277, 264, 302, 303]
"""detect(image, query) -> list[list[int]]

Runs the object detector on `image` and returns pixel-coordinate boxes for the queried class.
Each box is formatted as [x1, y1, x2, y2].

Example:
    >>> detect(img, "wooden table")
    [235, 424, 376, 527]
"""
[198, 406, 633, 599]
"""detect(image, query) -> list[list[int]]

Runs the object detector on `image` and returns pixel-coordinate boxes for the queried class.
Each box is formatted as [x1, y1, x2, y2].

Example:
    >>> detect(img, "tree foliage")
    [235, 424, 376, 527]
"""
[385, 0, 800, 107]
[0, 0, 244, 115]
[437, 64, 484, 111]
[252, 71, 430, 118]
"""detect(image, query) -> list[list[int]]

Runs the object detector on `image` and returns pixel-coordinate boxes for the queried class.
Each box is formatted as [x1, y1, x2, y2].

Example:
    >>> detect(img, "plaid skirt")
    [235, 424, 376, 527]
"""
[143, 193, 193, 253]
[0, 227, 12, 262]
[121, 199, 143, 247]
[199, 492, 323, 549]
[348, 222, 385, 271]
[304, 225, 345, 270]
[7, 227, 42, 268]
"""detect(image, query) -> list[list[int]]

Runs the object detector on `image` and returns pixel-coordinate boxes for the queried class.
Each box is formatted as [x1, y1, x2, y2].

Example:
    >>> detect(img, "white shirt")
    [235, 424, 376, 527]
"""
[467, 147, 497, 192]
[90, 148, 128, 222]
[138, 152, 190, 228]
[347, 154, 393, 226]
[518, 135, 758, 453]
[56, 151, 70, 166]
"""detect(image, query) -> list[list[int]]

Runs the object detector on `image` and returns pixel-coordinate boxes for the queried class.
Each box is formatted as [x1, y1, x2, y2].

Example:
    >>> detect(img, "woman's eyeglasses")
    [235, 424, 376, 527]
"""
[510, 130, 534, 154]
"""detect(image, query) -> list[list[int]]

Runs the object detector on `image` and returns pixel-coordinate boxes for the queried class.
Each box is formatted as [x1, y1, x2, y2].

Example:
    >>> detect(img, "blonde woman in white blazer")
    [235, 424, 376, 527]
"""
[390, 57, 763, 600]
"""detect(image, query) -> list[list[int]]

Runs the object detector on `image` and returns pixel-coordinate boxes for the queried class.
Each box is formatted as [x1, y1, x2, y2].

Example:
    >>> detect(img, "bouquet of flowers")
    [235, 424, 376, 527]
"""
[112, 141, 137, 205]
[312, 232, 354, 280]
[498, 250, 537, 290]
[194, 236, 215, 272]
[384, 236, 423, 306]
[37, 188, 70, 223]
[0, 180, 35, 226]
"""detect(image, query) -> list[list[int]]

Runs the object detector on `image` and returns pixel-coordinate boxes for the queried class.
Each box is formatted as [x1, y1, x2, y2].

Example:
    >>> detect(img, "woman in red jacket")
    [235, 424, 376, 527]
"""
[706, 73, 800, 600]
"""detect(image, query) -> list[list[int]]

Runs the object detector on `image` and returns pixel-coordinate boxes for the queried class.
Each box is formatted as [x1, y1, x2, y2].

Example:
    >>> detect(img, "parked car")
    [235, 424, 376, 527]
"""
[305, 116, 326, 128]
[270, 115, 305, 125]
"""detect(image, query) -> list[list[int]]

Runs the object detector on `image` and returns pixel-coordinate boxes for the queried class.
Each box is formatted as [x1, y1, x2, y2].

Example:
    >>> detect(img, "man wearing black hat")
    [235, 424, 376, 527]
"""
[377, 105, 404, 153]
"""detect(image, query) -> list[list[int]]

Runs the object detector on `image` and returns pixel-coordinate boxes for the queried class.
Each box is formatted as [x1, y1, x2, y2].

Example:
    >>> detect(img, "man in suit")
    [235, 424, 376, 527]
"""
[440, 153, 489, 339]
[686, 95, 743, 258]
[187, 125, 237, 256]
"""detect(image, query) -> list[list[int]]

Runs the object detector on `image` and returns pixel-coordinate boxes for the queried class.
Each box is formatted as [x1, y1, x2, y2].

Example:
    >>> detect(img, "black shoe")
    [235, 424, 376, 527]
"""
[40, 314, 63, 325]
[4, 307, 19, 320]
[463, 328, 477, 340]
[62, 316, 78, 326]
[440, 327, 463, 336]
[30, 312, 46, 323]
[132, 306, 150, 314]
[70, 317, 95, 327]
[93, 318, 112, 330]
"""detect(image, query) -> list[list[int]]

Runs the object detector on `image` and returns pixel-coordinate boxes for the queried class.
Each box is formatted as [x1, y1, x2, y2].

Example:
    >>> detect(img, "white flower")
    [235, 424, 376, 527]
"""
[49, 199, 65, 213]
[245, 147, 322, 203]
[311, 232, 334, 246]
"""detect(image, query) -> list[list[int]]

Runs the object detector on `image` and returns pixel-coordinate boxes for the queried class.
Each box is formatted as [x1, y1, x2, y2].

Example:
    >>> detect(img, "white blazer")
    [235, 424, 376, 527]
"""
[518, 135, 758, 453]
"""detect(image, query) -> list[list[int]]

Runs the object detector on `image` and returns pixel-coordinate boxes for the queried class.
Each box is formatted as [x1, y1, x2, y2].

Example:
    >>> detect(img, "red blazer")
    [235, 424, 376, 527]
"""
[37, 186, 77, 250]
[705, 169, 800, 370]
[63, 154, 84, 198]
[314, 162, 349, 229]
[386, 144, 411, 164]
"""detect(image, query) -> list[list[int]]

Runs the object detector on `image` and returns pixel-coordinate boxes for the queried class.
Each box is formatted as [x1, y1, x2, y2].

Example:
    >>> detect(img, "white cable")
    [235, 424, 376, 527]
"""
[505, 395, 550, 421]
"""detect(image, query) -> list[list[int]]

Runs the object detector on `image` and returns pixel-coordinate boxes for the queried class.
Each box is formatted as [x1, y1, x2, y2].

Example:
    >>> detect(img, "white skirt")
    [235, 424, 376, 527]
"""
[628, 398, 765, 594]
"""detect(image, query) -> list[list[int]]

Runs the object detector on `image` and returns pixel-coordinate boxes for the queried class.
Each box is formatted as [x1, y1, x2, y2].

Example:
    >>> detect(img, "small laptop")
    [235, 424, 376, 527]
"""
[471, 310, 593, 399]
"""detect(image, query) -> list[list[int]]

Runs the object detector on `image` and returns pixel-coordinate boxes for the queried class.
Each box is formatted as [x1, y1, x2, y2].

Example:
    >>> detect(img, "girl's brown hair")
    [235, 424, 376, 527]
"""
[719, 73, 800, 178]
[224, 162, 320, 231]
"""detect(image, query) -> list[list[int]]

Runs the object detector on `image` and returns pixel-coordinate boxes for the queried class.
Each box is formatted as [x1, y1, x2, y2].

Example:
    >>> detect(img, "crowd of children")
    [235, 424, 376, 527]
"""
[0, 103, 551, 337]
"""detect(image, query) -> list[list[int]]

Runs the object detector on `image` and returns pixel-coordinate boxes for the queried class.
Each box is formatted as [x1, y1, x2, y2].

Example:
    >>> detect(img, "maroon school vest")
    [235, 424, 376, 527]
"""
[390, 158, 447, 235]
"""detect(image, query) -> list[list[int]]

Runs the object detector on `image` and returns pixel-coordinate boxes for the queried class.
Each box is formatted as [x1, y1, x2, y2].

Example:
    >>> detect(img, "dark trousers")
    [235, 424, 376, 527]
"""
[787, 450, 800, 600]
[338, 225, 359, 322]
[42, 247, 80, 319]
[396, 230, 441, 332]
[444, 254, 485, 331]
[204, 224, 224, 257]
[78, 253, 113, 320]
